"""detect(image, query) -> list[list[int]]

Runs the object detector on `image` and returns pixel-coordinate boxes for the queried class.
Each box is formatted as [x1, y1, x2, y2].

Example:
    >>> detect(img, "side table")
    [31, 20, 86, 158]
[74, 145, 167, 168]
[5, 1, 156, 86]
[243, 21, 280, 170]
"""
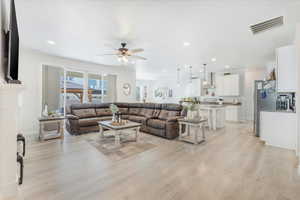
[178, 118, 207, 144]
[38, 116, 65, 141]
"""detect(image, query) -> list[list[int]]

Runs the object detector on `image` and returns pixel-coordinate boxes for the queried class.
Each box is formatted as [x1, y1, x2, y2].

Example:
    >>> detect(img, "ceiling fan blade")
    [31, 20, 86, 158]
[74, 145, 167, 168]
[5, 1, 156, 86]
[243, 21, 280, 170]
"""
[130, 55, 147, 60]
[129, 48, 144, 54]
[96, 53, 118, 57]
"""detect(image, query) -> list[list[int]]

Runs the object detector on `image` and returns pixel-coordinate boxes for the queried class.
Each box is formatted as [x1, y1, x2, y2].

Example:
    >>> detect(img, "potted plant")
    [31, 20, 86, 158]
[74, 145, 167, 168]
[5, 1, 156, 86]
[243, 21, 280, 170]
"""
[185, 103, 198, 120]
[110, 104, 119, 122]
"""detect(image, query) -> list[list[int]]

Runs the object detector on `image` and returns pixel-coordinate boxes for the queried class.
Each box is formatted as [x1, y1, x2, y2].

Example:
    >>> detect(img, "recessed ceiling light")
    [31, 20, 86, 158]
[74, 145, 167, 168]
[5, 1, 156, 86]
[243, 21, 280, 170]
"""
[47, 40, 56, 45]
[162, 69, 167, 73]
[211, 58, 217, 62]
[103, 73, 107, 76]
[225, 65, 230, 69]
[183, 42, 190, 46]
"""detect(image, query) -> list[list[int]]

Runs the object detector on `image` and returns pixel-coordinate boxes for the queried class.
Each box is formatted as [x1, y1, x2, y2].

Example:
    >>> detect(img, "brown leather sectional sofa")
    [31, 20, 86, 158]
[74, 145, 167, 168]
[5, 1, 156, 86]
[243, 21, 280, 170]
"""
[66, 102, 186, 139]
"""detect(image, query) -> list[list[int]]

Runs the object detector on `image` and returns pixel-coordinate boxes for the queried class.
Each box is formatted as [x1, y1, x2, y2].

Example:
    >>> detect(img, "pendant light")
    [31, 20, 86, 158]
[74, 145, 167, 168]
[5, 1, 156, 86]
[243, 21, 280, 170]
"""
[176, 68, 181, 86]
[189, 66, 193, 83]
[202, 63, 208, 85]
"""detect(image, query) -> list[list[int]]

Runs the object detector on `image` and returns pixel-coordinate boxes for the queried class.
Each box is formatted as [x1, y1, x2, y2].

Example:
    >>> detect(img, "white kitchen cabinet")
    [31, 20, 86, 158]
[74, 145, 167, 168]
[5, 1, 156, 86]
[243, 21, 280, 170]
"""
[260, 111, 297, 150]
[276, 45, 297, 92]
[215, 74, 240, 96]
[222, 76, 231, 96]
[225, 105, 240, 122]
[229, 74, 240, 96]
[215, 75, 224, 96]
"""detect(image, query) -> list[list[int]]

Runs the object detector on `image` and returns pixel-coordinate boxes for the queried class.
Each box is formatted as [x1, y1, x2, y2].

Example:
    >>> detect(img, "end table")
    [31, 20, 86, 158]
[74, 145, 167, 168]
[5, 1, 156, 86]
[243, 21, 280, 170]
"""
[38, 116, 65, 141]
[178, 118, 207, 144]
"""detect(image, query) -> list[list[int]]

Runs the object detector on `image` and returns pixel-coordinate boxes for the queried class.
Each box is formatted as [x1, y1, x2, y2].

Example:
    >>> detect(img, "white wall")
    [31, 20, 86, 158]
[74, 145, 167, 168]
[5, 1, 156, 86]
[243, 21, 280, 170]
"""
[296, 24, 300, 161]
[265, 61, 276, 78]
[0, 1, 20, 198]
[243, 67, 267, 121]
[18, 48, 136, 136]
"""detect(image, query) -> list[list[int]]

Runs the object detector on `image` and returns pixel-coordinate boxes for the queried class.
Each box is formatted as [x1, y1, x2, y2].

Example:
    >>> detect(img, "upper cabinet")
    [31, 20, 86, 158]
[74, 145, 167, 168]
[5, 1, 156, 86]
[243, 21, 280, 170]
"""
[276, 45, 297, 92]
[215, 75, 224, 96]
[215, 74, 240, 96]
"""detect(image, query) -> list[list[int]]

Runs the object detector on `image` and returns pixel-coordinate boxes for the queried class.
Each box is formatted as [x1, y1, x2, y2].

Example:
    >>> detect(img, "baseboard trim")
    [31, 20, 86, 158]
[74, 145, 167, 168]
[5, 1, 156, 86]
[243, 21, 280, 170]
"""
[264, 142, 296, 152]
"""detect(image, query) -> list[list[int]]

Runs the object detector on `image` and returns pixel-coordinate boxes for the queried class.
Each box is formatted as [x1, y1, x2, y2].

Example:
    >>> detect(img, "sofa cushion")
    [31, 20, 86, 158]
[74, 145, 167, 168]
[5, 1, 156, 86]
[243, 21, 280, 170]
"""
[141, 108, 154, 118]
[140, 126, 165, 137]
[168, 110, 181, 117]
[162, 103, 182, 111]
[129, 108, 141, 116]
[78, 118, 99, 127]
[158, 110, 180, 120]
[98, 116, 112, 121]
[94, 103, 111, 109]
[158, 110, 169, 120]
[153, 109, 161, 118]
[115, 102, 129, 108]
[73, 109, 96, 118]
[121, 115, 129, 120]
[96, 108, 112, 116]
[147, 119, 166, 129]
[128, 115, 146, 123]
[119, 107, 128, 114]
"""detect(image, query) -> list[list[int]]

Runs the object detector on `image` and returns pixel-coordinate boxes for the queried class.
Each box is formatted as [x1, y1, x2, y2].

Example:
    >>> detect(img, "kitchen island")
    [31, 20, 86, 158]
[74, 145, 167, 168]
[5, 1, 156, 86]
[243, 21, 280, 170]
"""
[181, 100, 242, 130]
[197, 104, 226, 130]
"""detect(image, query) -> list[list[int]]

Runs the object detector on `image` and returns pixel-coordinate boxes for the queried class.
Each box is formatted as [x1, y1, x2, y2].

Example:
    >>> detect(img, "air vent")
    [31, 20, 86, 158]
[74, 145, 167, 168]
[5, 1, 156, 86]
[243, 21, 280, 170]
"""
[250, 16, 283, 34]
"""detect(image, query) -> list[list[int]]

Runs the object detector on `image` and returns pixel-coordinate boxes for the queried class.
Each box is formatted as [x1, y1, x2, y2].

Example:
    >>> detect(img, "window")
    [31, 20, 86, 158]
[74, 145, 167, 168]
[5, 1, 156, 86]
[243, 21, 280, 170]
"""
[42, 65, 117, 115]
[88, 74, 104, 103]
[64, 71, 84, 108]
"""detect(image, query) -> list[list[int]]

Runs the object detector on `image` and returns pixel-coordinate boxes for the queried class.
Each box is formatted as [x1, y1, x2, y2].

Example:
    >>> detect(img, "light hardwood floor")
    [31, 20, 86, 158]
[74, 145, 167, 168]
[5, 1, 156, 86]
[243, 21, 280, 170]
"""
[17, 123, 300, 200]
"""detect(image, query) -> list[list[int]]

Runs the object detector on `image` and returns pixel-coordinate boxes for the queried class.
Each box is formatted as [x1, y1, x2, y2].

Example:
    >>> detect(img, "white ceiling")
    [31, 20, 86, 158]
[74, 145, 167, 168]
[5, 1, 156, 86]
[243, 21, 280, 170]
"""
[15, 0, 300, 79]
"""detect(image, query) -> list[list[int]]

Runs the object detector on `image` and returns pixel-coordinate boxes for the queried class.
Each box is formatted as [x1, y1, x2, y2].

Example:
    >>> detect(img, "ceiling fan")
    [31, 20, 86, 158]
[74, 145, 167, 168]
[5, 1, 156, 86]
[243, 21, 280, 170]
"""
[99, 43, 147, 62]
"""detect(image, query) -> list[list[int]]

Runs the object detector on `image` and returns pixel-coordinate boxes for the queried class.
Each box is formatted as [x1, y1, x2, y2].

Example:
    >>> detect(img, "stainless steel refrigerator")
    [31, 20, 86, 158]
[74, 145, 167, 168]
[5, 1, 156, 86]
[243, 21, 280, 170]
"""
[253, 80, 277, 137]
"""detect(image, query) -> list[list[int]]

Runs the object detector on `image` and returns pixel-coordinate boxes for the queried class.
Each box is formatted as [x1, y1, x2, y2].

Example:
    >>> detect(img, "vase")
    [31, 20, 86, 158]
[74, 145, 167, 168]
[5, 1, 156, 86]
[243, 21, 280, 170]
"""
[112, 113, 116, 122]
[42, 104, 48, 117]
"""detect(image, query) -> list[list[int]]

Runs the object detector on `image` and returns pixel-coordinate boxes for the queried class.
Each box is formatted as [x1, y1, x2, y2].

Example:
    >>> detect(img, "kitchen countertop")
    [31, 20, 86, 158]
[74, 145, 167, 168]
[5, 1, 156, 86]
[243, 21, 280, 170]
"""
[261, 110, 296, 114]
[180, 101, 241, 106]
[198, 104, 225, 109]
[201, 102, 241, 106]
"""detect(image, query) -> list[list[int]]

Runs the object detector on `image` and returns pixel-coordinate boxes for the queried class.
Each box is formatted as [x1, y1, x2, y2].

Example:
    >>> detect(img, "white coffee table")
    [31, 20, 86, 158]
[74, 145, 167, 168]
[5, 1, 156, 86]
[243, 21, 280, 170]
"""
[98, 120, 141, 147]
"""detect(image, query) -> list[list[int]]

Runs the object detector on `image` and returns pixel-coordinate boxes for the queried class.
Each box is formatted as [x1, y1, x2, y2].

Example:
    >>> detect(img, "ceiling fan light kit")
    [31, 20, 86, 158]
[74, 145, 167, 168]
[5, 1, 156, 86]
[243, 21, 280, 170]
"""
[100, 42, 146, 63]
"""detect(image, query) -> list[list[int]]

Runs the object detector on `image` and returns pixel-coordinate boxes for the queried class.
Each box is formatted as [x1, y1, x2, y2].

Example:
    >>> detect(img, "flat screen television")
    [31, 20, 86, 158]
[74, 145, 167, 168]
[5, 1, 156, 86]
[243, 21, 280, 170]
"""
[5, 0, 21, 84]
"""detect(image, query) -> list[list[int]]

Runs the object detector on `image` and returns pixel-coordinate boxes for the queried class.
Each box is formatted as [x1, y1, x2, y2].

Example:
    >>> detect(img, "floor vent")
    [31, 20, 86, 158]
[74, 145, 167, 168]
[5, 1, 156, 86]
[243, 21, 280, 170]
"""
[250, 16, 283, 34]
